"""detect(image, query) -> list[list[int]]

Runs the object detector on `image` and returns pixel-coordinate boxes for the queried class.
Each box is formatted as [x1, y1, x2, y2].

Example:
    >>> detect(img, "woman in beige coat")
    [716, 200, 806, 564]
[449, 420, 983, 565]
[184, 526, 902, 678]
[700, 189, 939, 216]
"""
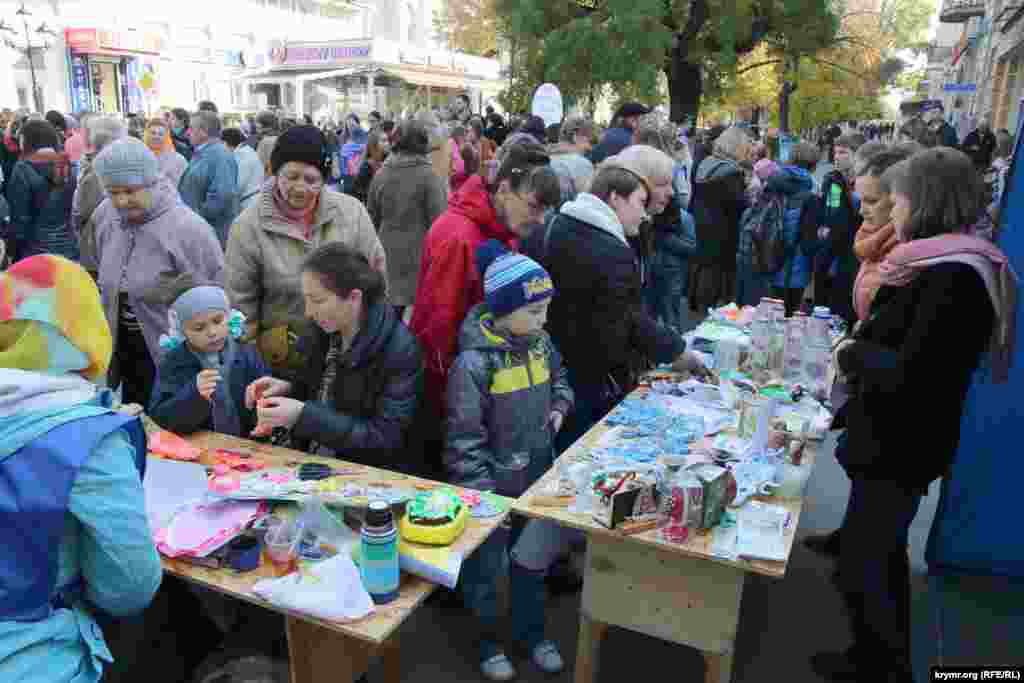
[226, 125, 386, 377]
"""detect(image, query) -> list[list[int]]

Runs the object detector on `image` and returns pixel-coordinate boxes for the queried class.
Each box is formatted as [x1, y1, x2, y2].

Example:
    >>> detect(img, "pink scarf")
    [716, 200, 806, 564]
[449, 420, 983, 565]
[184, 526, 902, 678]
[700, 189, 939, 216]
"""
[270, 177, 318, 233]
[880, 233, 1018, 382]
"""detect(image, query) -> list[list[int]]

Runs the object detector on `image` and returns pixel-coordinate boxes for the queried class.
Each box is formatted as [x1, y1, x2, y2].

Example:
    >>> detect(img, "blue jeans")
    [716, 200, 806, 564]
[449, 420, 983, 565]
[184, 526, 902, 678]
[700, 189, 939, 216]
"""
[460, 510, 580, 659]
[649, 270, 687, 334]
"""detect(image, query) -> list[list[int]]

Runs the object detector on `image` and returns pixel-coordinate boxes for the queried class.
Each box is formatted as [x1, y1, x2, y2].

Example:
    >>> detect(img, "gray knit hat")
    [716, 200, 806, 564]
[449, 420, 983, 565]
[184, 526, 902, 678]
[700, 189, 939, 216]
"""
[94, 138, 160, 188]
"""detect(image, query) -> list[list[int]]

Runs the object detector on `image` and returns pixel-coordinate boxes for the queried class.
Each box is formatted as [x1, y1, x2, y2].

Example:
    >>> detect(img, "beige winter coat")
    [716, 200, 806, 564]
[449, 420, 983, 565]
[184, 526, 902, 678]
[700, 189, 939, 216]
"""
[226, 182, 387, 372]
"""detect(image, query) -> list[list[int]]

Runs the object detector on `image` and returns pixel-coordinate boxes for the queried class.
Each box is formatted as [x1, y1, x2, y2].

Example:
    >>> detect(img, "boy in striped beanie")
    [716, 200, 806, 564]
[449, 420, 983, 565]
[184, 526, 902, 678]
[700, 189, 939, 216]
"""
[444, 239, 576, 680]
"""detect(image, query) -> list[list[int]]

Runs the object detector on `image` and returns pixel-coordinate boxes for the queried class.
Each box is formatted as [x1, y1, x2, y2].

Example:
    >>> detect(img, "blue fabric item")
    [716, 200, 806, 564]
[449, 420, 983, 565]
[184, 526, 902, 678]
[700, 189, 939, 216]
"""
[0, 411, 144, 622]
[178, 140, 240, 246]
[149, 338, 270, 437]
[0, 406, 159, 683]
[926, 127, 1024, 577]
[5, 159, 78, 262]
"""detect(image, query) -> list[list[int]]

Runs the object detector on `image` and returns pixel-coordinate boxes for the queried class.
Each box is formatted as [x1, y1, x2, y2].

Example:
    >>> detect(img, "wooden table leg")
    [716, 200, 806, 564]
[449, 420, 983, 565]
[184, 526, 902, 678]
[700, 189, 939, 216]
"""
[579, 534, 745, 680]
[286, 616, 376, 683]
[702, 650, 734, 683]
[574, 614, 609, 683]
[378, 634, 402, 683]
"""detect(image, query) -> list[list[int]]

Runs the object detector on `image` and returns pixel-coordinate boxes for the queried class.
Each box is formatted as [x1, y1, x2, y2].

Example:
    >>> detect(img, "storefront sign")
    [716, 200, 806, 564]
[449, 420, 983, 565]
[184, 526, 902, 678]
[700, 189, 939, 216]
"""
[69, 55, 91, 113]
[270, 42, 371, 67]
[531, 83, 563, 127]
[65, 27, 162, 55]
[939, 0, 985, 23]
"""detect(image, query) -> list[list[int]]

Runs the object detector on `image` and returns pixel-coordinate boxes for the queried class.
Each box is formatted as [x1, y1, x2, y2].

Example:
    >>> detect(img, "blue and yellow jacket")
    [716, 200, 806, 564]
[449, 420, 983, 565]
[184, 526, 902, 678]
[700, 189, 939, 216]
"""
[443, 304, 573, 495]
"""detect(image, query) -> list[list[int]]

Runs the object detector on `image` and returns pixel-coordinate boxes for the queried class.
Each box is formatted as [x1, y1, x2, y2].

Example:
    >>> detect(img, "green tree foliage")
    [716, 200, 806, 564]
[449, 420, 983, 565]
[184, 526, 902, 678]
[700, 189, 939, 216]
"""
[496, 0, 840, 122]
[432, 0, 500, 57]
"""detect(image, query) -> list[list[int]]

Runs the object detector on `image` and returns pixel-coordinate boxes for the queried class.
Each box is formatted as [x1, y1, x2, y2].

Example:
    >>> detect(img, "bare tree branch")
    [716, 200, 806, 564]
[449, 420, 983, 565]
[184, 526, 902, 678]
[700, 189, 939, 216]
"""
[807, 56, 872, 81]
[736, 58, 782, 75]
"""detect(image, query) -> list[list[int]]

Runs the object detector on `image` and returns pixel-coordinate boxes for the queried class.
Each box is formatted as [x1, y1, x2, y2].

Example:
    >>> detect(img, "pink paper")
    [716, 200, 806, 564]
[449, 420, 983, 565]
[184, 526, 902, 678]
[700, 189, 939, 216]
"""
[157, 499, 267, 558]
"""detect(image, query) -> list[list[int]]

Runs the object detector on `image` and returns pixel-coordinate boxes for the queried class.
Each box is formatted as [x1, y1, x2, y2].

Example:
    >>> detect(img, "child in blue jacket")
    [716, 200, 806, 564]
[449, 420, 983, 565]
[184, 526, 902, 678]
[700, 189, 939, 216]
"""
[149, 275, 270, 436]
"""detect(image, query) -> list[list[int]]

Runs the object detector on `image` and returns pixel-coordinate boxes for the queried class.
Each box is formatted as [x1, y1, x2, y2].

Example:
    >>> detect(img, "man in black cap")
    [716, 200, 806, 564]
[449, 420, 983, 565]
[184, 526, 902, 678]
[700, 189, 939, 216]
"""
[589, 101, 650, 164]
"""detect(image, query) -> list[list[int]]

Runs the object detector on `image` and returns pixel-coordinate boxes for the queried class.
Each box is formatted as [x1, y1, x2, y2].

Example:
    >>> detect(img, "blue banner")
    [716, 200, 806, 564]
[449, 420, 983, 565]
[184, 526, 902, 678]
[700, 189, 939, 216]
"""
[942, 83, 977, 92]
[69, 55, 90, 113]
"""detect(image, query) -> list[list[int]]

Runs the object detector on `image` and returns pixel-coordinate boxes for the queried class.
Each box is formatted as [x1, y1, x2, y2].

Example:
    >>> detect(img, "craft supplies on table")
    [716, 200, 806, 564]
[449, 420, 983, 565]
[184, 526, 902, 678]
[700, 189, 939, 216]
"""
[156, 499, 269, 558]
[144, 458, 211, 532]
[400, 488, 470, 546]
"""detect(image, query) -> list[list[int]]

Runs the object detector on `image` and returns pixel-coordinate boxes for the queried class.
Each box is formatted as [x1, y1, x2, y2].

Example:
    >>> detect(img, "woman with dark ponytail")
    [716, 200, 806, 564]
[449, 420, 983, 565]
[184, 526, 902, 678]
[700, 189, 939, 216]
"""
[244, 242, 426, 473]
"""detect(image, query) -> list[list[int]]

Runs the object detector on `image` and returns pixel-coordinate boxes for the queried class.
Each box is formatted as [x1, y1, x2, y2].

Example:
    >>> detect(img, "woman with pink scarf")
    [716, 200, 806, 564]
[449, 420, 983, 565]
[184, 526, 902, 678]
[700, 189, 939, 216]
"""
[815, 147, 1017, 682]
[226, 125, 386, 378]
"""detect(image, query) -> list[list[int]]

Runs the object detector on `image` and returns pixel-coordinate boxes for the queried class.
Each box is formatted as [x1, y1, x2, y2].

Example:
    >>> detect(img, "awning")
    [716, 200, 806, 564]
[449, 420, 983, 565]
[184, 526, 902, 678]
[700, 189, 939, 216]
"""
[382, 66, 468, 90]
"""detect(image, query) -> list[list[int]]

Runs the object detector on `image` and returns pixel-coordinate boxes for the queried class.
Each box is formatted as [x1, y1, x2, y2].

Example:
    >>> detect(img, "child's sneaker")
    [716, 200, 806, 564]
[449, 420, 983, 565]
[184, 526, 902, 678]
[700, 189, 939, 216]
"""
[481, 653, 517, 681]
[530, 641, 564, 674]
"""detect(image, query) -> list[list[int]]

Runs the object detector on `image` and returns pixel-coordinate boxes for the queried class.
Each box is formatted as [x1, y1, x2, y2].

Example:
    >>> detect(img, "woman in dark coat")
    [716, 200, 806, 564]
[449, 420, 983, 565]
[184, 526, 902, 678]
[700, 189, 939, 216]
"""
[246, 242, 426, 474]
[816, 148, 1017, 682]
[688, 127, 751, 312]
[367, 120, 448, 319]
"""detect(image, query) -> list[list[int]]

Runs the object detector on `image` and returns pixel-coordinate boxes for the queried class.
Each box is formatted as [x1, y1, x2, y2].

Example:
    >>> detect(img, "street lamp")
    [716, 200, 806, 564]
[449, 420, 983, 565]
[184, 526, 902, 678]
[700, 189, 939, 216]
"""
[0, 4, 57, 113]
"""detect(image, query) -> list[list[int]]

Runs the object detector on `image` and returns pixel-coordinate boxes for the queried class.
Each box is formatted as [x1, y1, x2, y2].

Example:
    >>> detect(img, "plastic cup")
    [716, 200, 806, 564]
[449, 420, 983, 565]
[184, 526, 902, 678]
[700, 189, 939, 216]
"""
[264, 520, 300, 576]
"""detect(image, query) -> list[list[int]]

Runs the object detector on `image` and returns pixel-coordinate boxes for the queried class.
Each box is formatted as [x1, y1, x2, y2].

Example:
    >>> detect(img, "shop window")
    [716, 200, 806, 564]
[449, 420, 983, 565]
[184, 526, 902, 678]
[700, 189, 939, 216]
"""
[1004, 58, 1020, 131]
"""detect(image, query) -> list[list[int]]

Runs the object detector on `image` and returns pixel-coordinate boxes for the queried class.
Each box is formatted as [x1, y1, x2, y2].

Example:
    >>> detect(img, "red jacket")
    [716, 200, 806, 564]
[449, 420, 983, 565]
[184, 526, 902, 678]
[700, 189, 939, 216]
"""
[410, 174, 517, 419]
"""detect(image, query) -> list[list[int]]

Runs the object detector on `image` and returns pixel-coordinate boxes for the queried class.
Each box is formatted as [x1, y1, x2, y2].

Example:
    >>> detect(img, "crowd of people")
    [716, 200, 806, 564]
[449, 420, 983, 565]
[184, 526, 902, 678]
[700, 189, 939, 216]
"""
[0, 93, 1016, 683]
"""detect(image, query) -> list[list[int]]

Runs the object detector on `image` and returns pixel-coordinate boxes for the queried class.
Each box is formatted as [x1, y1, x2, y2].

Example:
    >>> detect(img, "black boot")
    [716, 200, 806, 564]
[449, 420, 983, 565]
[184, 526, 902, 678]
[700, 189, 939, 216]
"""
[803, 529, 842, 558]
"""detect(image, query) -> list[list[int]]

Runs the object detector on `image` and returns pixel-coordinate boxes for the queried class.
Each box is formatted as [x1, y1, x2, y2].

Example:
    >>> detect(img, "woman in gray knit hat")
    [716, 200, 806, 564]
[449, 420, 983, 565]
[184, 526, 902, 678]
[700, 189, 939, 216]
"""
[92, 138, 225, 407]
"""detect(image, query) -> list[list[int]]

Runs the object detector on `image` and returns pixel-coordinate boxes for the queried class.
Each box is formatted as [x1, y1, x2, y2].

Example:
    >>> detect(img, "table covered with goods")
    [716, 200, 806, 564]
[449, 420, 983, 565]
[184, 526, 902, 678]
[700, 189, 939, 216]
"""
[514, 298, 843, 683]
[143, 428, 512, 683]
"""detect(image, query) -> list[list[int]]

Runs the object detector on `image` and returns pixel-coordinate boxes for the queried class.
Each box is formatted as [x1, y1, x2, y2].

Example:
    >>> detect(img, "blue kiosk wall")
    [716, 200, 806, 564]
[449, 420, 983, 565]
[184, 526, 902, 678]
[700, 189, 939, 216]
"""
[916, 131, 1024, 675]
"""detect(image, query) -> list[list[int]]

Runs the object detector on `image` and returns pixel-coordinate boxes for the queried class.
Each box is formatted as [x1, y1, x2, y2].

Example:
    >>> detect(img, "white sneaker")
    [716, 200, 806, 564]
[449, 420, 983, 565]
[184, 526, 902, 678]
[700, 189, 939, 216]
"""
[531, 641, 564, 674]
[480, 653, 517, 682]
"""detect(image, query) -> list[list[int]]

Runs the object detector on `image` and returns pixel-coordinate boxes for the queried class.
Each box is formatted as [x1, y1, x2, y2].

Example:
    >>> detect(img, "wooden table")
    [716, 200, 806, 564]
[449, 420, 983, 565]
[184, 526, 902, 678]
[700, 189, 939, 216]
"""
[151, 431, 509, 683]
[512, 391, 820, 683]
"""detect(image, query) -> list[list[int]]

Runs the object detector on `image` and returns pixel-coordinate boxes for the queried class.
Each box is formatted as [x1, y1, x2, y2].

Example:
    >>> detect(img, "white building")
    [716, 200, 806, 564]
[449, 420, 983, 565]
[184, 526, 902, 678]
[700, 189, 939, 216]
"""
[0, 0, 502, 117]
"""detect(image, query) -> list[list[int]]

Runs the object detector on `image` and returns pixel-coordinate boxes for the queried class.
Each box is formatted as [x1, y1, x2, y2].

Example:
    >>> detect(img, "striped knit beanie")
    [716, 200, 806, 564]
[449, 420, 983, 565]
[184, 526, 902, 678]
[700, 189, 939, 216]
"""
[476, 239, 554, 319]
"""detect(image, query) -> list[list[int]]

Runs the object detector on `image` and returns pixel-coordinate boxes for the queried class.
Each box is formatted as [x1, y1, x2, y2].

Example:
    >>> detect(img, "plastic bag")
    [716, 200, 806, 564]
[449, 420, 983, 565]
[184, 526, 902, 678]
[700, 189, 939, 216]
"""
[252, 553, 375, 622]
[294, 496, 359, 556]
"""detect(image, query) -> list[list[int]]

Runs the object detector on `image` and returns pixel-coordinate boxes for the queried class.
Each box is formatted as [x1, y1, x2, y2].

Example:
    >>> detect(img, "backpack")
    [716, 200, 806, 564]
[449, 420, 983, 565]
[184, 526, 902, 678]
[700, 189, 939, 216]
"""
[346, 148, 364, 178]
[747, 194, 787, 274]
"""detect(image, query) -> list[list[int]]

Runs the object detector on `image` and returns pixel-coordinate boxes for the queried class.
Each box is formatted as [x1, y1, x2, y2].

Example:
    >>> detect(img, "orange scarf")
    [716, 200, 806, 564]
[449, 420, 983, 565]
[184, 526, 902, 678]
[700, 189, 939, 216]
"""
[852, 221, 899, 321]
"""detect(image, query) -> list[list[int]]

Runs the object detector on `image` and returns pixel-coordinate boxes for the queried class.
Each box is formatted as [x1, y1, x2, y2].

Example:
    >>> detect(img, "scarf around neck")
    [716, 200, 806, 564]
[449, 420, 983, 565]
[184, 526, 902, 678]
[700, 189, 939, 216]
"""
[854, 221, 899, 263]
[269, 177, 319, 235]
[880, 233, 1018, 382]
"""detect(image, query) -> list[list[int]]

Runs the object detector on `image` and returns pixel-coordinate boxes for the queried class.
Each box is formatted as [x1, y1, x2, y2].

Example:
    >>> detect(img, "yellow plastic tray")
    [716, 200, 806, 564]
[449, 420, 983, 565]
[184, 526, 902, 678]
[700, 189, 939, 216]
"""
[399, 502, 469, 546]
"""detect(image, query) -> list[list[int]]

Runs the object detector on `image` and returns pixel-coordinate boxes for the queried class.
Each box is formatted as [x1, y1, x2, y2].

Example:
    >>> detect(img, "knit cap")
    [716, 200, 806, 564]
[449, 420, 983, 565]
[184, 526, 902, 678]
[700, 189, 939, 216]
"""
[271, 124, 331, 178]
[94, 138, 160, 188]
[476, 239, 554, 319]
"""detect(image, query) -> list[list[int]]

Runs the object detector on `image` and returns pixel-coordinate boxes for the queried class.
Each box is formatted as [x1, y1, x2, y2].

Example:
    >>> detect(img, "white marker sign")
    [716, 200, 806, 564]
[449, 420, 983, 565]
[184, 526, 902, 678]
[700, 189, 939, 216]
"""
[531, 83, 564, 128]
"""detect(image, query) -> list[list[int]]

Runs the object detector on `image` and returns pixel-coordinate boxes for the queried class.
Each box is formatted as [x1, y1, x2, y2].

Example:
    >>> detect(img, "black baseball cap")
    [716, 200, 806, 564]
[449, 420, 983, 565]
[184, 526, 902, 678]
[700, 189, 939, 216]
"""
[615, 102, 651, 119]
